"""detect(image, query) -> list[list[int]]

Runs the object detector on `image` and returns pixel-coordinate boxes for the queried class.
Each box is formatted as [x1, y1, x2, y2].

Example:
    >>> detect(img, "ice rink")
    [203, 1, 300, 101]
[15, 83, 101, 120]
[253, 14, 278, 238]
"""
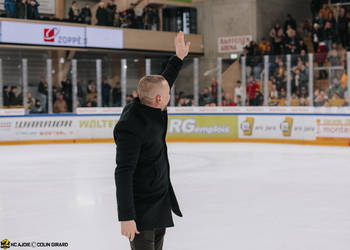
[0, 142, 349, 250]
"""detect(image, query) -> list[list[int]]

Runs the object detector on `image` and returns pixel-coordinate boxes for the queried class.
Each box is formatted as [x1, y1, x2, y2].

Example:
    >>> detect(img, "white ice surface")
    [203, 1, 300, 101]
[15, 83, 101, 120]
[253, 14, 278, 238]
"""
[0, 143, 350, 250]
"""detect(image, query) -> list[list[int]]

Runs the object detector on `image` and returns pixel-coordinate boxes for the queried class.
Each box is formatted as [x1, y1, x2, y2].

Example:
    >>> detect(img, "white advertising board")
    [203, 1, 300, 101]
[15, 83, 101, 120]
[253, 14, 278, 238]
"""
[0, 21, 85, 47]
[86, 27, 123, 49]
[238, 115, 316, 140]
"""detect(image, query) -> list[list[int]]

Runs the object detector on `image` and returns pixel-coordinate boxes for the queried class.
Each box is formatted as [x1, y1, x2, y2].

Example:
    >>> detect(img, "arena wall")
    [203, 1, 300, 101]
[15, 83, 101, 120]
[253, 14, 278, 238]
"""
[1, 107, 350, 147]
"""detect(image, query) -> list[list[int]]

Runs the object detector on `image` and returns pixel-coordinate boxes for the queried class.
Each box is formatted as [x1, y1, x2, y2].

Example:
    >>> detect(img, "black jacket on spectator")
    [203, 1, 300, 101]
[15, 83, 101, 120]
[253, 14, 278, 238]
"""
[81, 7, 92, 24]
[96, 7, 108, 26]
[3, 90, 10, 106]
[8, 91, 19, 106]
[114, 56, 183, 231]
[16, 0, 25, 18]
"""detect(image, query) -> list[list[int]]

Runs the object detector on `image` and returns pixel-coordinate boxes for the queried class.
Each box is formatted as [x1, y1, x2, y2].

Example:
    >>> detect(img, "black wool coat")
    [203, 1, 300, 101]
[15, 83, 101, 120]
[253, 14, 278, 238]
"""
[114, 56, 183, 231]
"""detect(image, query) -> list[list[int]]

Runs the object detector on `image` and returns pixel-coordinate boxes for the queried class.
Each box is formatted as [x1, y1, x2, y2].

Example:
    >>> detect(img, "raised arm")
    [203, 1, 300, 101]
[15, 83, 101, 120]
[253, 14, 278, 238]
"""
[161, 31, 191, 89]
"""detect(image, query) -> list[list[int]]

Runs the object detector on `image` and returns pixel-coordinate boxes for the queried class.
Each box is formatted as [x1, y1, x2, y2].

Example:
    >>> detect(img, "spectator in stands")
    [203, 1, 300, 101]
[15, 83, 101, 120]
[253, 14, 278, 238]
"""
[322, 21, 335, 51]
[211, 78, 218, 102]
[258, 38, 270, 55]
[31, 99, 44, 113]
[269, 84, 279, 106]
[38, 77, 48, 113]
[26, 92, 35, 112]
[27, 0, 40, 20]
[52, 86, 58, 104]
[246, 76, 259, 106]
[8, 86, 19, 106]
[81, 4, 92, 24]
[61, 79, 72, 112]
[87, 80, 95, 94]
[234, 80, 243, 104]
[126, 3, 137, 28]
[16, 0, 26, 19]
[319, 3, 332, 20]
[284, 14, 297, 32]
[96, 2, 108, 26]
[302, 19, 312, 37]
[54, 93, 68, 113]
[312, 23, 322, 52]
[270, 23, 284, 54]
[338, 8, 348, 48]
[297, 39, 308, 54]
[77, 78, 84, 107]
[235, 95, 242, 106]
[199, 87, 214, 106]
[69, 1, 80, 23]
[102, 77, 111, 107]
[5, 0, 17, 18]
[86, 85, 97, 107]
[112, 82, 122, 107]
[311, 0, 322, 18]
[2, 86, 10, 106]
[315, 41, 328, 79]
[327, 43, 341, 78]
[106, 0, 117, 26]
[222, 93, 235, 106]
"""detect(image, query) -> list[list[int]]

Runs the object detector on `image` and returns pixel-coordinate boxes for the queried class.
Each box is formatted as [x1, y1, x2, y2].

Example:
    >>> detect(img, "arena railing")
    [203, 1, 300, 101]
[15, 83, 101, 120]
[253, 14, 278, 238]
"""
[0, 52, 349, 114]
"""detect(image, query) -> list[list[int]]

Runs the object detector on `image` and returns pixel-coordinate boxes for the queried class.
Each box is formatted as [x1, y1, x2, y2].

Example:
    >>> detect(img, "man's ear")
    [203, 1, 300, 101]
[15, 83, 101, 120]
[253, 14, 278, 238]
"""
[155, 94, 161, 104]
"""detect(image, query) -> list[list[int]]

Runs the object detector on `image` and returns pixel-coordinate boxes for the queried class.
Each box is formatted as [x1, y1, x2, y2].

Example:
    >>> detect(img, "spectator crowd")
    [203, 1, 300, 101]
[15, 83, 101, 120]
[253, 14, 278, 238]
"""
[2, 0, 161, 31]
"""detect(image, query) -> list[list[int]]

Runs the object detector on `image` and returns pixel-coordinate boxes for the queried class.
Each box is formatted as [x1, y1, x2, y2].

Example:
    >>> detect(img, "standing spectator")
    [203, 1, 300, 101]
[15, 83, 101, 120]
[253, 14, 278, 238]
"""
[270, 23, 284, 54]
[53, 93, 68, 113]
[106, 0, 117, 26]
[284, 14, 297, 32]
[338, 8, 349, 49]
[8, 86, 19, 106]
[61, 79, 72, 112]
[234, 80, 244, 104]
[211, 78, 218, 102]
[319, 3, 332, 20]
[38, 77, 48, 112]
[315, 41, 328, 79]
[112, 82, 122, 107]
[312, 23, 321, 52]
[258, 38, 270, 55]
[246, 76, 260, 106]
[96, 2, 108, 26]
[27, 0, 40, 19]
[16, 0, 26, 18]
[126, 3, 137, 28]
[5, 0, 17, 18]
[77, 78, 84, 107]
[102, 78, 111, 107]
[81, 4, 92, 24]
[322, 21, 334, 51]
[2, 86, 10, 106]
[143, 6, 154, 30]
[69, 1, 80, 23]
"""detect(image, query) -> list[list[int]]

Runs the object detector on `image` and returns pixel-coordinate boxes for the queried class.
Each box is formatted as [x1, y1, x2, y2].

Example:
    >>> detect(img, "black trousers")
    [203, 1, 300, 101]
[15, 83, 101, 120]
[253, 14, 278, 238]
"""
[130, 228, 166, 250]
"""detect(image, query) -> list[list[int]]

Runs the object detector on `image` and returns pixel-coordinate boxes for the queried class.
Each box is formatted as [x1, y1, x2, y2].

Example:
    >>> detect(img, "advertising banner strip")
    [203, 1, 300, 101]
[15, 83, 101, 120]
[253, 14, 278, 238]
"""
[0, 21, 123, 49]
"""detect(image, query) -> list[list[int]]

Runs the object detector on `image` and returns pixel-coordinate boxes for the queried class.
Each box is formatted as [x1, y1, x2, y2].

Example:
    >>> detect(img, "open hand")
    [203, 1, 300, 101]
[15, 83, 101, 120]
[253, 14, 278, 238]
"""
[174, 31, 191, 60]
[121, 220, 140, 242]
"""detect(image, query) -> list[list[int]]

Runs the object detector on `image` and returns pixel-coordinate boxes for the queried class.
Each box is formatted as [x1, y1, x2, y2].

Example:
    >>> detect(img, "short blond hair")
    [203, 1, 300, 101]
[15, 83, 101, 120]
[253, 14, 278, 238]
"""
[137, 75, 167, 105]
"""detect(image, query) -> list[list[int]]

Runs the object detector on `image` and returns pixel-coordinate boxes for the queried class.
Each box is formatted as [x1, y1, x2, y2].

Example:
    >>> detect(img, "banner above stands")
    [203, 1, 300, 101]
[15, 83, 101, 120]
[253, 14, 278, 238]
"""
[0, 21, 123, 49]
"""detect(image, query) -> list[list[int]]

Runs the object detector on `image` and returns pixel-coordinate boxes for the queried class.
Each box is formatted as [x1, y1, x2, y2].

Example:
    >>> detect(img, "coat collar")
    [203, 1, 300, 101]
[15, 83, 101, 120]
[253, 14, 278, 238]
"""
[133, 97, 167, 115]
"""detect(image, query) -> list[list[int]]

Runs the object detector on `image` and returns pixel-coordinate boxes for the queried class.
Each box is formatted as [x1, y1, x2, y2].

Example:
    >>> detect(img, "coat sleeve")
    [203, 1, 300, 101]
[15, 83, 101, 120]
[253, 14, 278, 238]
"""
[161, 55, 183, 89]
[114, 122, 141, 221]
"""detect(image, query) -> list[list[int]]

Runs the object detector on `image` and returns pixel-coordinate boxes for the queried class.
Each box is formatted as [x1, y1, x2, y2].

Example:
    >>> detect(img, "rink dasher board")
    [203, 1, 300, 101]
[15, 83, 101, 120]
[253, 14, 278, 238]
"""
[0, 111, 350, 146]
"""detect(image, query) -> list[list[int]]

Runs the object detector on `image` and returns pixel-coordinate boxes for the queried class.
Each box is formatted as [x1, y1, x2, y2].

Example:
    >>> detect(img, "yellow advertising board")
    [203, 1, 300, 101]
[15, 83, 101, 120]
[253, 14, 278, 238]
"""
[167, 115, 238, 141]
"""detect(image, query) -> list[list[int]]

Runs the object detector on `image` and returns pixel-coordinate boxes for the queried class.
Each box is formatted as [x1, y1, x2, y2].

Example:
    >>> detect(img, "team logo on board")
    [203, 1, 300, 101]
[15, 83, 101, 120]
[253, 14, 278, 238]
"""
[241, 117, 254, 136]
[280, 117, 293, 137]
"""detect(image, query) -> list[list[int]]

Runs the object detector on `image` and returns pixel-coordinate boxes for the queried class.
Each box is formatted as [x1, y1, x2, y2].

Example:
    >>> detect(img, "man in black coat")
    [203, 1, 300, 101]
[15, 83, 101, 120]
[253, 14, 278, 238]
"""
[114, 31, 190, 250]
